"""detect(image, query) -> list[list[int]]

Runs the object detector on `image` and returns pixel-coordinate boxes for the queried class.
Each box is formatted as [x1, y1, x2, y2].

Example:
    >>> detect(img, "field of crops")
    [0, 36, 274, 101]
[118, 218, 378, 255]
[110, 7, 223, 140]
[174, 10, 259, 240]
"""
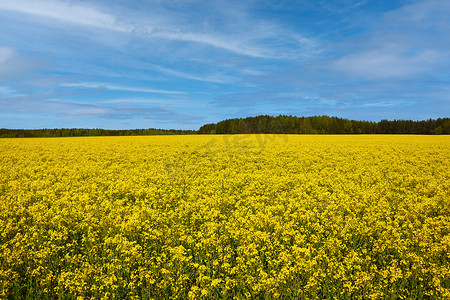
[1, 135, 449, 299]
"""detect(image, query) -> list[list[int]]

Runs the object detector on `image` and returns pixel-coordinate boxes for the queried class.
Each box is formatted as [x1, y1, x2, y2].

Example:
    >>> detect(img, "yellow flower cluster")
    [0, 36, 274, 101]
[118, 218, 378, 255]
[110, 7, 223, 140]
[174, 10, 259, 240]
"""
[0, 135, 449, 299]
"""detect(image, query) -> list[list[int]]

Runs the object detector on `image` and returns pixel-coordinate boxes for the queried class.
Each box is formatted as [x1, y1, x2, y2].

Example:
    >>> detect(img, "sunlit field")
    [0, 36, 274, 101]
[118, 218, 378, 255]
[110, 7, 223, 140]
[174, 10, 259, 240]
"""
[1, 135, 449, 299]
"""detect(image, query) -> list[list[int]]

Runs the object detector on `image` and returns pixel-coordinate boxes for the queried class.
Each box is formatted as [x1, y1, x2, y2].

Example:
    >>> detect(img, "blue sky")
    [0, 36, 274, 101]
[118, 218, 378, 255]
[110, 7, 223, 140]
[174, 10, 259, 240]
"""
[0, 0, 449, 129]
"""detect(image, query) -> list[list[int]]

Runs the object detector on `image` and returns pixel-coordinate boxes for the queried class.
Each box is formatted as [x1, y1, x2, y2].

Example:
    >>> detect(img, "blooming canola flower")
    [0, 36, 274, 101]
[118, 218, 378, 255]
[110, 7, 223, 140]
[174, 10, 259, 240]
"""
[0, 134, 449, 299]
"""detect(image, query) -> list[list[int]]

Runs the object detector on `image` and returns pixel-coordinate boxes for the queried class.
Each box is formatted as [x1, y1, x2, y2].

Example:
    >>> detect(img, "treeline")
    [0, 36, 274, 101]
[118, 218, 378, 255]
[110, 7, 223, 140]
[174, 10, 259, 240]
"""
[2, 115, 449, 138]
[0, 128, 196, 138]
[198, 115, 450, 134]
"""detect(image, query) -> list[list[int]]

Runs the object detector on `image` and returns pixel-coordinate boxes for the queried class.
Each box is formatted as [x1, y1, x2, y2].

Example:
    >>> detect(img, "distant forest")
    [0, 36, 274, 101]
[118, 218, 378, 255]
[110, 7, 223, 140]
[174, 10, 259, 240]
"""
[0, 128, 196, 138]
[1, 115, 449, 138]
[198, 115, 450, 135]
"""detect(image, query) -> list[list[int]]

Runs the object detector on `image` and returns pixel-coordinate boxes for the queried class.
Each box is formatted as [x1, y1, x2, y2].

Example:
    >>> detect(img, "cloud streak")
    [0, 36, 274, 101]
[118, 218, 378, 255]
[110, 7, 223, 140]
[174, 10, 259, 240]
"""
[0, 85, 25, 98]
[329, 0, 450, 79]
[0, 47, 45, 79]
[331, 48, 441, 78]
[0, 0, 130, 32]
[0, 0, 318, 60]
[61, 82, 183, 95]
[148, 63, 236, 84]
[0, 0, 448, 129]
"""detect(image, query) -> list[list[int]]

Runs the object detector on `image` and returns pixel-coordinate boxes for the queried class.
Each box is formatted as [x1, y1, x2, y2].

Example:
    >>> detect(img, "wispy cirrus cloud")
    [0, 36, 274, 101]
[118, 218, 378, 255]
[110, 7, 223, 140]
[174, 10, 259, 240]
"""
[0, 46, 45, 79]
[329, 0, 450, 79]
[104, 98, 181, 104]
[0, 47, 14, 63]
[61, 82, 183, 95]
[0, 0, 130, 32]
[0, 0, 448, 129]
[0, 85, 25, 98]
[331, 48, 441, 78]
[147, 63, 236, 84]
[0, 0, 318, 60]
[0, 96, 202, 128]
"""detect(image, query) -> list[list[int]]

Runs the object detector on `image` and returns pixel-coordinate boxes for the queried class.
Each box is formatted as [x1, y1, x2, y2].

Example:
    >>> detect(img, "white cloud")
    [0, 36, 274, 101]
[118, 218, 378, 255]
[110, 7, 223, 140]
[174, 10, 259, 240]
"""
[74, 108, 108, 116]
[0, 0, 319, 60]
[0, 0, 131, 32]
[0, 47, 44, 79]
[329, 0, 450, 79]
[148, 63, 235, 84]
[0, 47, 16, 63]
[331, 48, 441, 78]
[0, 85, 25, 98]
[385, 0, 450, 26]
[362, 101, 403, 108]
[61, 82, 183, 94]
[154, 31, 271, 58]
[104, 99, 165, 104]
[103, 98, 184, 105]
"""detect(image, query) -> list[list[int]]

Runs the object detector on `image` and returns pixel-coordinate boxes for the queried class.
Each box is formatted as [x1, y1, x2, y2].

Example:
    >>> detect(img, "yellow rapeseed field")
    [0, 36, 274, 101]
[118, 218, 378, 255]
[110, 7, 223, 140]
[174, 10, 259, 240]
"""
[0, 135, 449, 299]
